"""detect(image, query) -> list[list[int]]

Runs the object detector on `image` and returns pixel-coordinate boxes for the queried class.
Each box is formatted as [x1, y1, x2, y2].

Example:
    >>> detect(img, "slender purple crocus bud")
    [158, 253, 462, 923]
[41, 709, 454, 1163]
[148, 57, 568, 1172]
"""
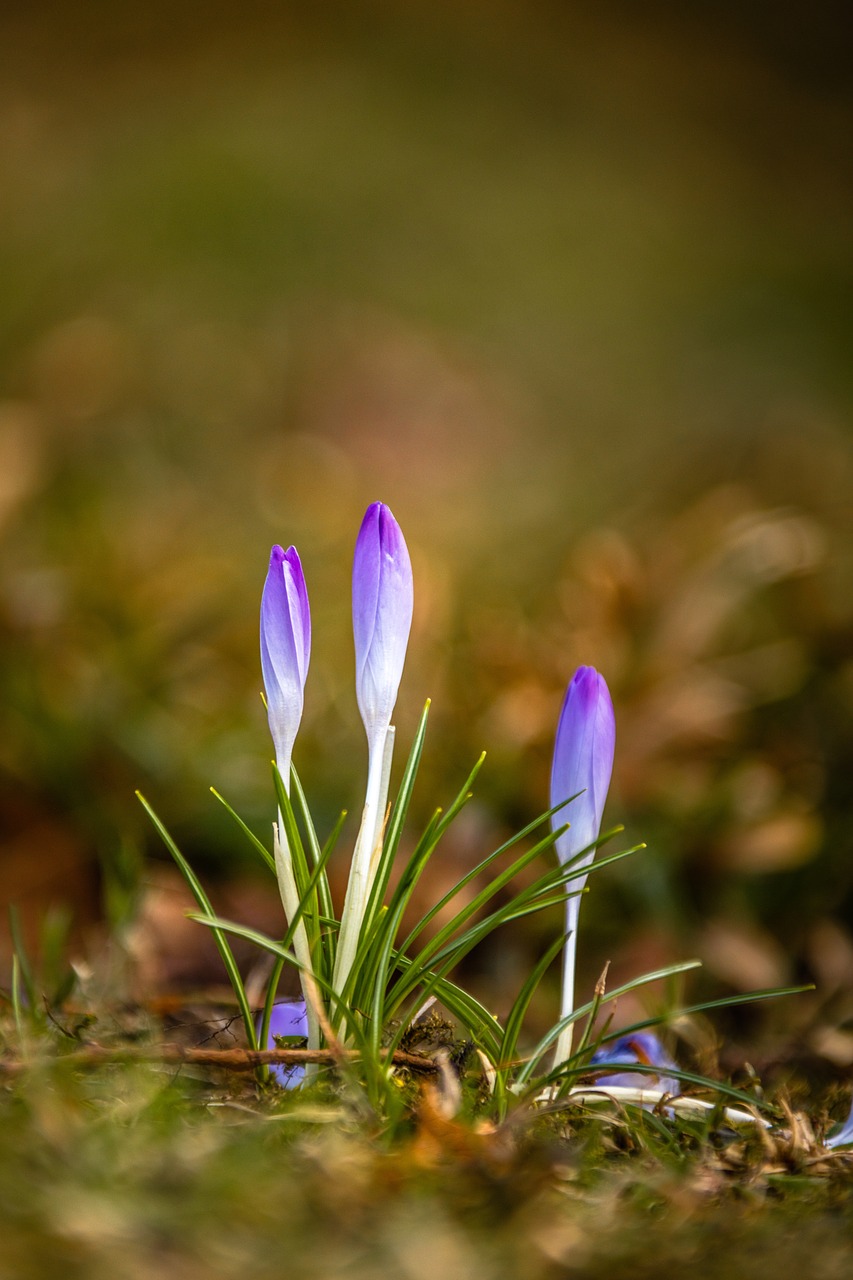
[352, 502, 413, 746]
[260, 545, 311, 785]
[260, 999, 309, 1088]
[550, 665, 616, 1064]
[259, 547, 317, 1063]
[550, 666, 615, 868]
[332, 503, 413, 1005]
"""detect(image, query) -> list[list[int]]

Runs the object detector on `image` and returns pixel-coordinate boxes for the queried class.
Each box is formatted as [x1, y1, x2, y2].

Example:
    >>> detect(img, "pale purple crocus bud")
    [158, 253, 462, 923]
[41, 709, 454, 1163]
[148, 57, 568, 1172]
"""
[352, 501, 413, 747]
[550, 665, 616, 1064]
[259, 546, 317, 1064]
[332, 502, 413, 1005]
[260, 999, 309, 1088]
[260, 545, 311, 787]
[550, 665, 615, 868]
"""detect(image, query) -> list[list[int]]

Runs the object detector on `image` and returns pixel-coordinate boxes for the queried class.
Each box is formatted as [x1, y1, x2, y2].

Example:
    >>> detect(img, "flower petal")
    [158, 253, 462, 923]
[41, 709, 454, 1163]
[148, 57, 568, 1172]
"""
[260, 544, 310, 771]
[352, 502, 413, 741]
[590, 1031, 681, 1097]
[283, 545, 311, 685]
[261, 999, 309, 1088]
[550, 665, 615, 866]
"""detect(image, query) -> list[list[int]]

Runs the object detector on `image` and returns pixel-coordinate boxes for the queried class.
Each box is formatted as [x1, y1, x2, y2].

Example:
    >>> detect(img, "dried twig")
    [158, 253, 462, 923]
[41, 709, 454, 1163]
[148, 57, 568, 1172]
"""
[0, 1042, 438, 1078]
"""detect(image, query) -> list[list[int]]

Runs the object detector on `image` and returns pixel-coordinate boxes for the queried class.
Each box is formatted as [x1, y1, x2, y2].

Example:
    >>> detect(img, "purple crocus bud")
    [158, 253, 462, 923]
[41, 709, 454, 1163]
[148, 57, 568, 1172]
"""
[550, 665, 615, 867]
[352, 502, 413, 746]
[550, 665, 615, 1063]
[331, 503, 414, 1002]
[260, 545, 311, 784]
[590, 1032, 681, 1097]
[260, 999, 309, 1088]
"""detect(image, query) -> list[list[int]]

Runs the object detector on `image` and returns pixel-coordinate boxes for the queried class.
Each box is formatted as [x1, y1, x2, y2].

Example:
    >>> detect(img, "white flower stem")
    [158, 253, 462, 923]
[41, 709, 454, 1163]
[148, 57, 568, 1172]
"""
[366, 725, 395, 891]
[553, 898, 580, 1067]
[332, 725, 391, 1017]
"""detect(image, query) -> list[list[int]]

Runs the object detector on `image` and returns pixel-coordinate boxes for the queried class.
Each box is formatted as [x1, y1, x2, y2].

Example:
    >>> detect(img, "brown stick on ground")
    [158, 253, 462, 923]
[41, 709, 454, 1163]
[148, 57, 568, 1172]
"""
[0, 1043, 438, 1077]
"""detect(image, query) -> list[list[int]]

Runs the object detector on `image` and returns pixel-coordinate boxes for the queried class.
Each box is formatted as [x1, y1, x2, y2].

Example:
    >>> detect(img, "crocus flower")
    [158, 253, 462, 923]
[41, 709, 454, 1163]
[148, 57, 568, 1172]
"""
[550, 665, 615, 1063]
[260, 545, 317, 1060]
[590, 1032, 681, 1097]
[260, 999, 309, 1088]
[332, 502, 414, 1002]
[352, 501, 413, 747]
[260, 544, 311, 787]
[551, 666, 615, 867]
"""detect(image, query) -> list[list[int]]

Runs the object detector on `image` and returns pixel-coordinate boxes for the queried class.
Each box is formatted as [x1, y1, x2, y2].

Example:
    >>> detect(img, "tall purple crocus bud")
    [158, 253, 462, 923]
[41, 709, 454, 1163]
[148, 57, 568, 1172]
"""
[260, 544, 311, 787]
[352, 501, 413, 746]
[332, 502, 414, 1002]
[550, 665, 616, 1064]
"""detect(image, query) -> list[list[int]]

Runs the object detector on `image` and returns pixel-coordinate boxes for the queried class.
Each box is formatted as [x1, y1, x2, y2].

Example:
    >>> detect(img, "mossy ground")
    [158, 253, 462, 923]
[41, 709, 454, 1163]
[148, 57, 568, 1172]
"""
[3, 1000, 853, 1280]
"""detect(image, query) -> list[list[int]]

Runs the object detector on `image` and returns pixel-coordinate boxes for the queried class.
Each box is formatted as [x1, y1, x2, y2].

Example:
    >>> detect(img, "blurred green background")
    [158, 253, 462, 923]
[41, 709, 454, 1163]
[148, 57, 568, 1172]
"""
[1, 0, 852, 1056]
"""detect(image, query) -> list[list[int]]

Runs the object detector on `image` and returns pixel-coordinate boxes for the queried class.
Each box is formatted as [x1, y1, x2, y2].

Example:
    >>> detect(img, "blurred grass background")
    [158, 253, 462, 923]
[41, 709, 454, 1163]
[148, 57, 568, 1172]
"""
[1, 0, 852, 1056]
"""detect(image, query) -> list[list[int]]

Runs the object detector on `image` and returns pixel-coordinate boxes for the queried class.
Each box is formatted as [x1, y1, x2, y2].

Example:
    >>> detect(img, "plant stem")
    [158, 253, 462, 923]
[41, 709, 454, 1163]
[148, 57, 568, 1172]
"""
[332, 726, 390, 1014]
[366, 725, 395, 891]
[553, 900, 579, 1067]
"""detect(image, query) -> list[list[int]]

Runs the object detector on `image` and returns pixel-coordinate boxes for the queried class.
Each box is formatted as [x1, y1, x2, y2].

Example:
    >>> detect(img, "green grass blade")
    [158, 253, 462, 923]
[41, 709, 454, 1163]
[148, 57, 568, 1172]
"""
[272, 768, 324, 977]
[319, 808, 349, 864]
[367, 748, 487, 959]
[272, 767, 313, 901]
[209, 787, 276, 875]
[326, 897, 390, 1021]
[385, 945, 503, 1063]
[501, 931, 568, 1067]
[188, 914, 368, 1053]
[315, 808, 348, 974]
[270, 808, 345, 992]
[516, 959, 704, 1085]
[392, 837, 645, 1015]
[394, 821, 630, 979]
[388, 887, 579, 1020]
[192, 911, 396, 1111]
[290, 764, 336, 925]
[11, 955, 25, 1041]
[8, 906, 38, 1015]
[394, 806, 571, 960]
[289, 764, 323, 868]
[592, 984, 816, 1048]
[567, 963, 612, 1073]
[389, 954, 504, 1063]
[359, 753, 489, 1015]
[386, 825, 570, 1013]
[353, 809, 446, 1025]
[136, 792, 259, 1052]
